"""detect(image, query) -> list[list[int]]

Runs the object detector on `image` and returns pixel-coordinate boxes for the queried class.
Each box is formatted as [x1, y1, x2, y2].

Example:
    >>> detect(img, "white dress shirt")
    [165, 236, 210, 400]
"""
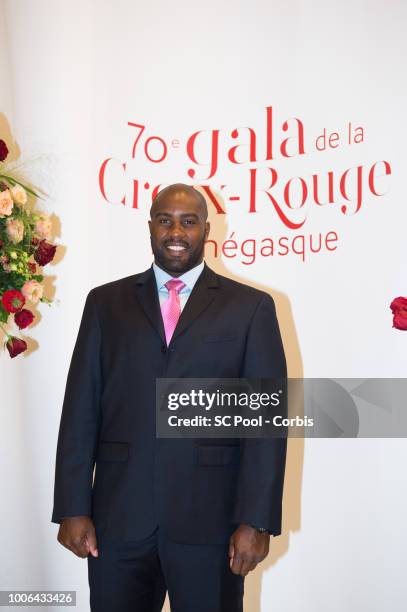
[152, 260, 205, 312]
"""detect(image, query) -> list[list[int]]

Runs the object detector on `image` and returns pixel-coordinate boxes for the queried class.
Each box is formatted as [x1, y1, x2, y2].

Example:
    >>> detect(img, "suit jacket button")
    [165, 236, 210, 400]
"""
[161, 344, 167, 353]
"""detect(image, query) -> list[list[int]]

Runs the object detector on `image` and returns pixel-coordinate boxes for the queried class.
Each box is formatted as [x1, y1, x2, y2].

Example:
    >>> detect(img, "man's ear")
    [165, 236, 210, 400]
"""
[205, 221, 210, 238]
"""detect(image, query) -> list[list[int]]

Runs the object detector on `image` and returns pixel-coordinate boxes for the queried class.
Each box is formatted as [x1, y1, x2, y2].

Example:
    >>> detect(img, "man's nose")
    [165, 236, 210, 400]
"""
[168, 223, 187, 239]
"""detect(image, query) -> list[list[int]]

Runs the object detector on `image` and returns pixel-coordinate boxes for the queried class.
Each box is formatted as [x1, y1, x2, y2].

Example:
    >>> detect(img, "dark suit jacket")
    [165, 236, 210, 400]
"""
[52, 263, 287, 544]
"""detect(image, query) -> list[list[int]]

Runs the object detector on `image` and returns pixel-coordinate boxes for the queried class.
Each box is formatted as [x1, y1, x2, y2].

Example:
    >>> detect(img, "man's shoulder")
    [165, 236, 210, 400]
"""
[210, 268, 274, 305]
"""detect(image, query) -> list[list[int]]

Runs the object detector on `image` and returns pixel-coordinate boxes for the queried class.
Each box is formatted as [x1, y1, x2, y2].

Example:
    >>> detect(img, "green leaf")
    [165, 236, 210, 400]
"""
[0, 303, 9, 323]
[0, 174, 41, 198]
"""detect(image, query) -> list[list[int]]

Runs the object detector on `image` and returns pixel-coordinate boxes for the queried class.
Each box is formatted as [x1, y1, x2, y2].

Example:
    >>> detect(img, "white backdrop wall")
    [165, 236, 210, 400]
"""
[1, 1, 406, 611]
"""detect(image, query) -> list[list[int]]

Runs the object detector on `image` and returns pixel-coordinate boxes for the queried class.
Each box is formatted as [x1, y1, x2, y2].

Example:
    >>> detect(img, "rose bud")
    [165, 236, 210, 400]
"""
[27, 262, 37, 273]
[1, 289, 25, 313]
[31, 236, 40, 247]
[34, 240, 57, 266]
[0, 139, 8, 162]
[14, 308, 34, 329]
[5, 336, 27, 358]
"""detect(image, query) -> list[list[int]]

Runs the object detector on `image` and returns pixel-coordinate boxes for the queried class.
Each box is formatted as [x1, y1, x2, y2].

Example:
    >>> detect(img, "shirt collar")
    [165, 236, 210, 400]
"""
[152, 260, 205, 292]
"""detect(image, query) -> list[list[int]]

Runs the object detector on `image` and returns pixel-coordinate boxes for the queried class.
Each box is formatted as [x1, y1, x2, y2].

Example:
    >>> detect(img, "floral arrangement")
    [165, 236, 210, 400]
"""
[390, 297, 407, 331]
[0, 138, 56, 358]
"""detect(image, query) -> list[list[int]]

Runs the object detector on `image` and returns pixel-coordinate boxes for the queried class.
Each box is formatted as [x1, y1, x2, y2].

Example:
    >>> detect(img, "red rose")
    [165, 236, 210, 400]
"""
[31, 237, 40, 247]
[0, 139, 8, 162]
[34, 240, 57, 266]
[390, 296, 407, 331]
[14, 308, 34, 329]
[28, 262, 37, 273]
[5, 336, 27, 358]
[1, 289, 25, 313]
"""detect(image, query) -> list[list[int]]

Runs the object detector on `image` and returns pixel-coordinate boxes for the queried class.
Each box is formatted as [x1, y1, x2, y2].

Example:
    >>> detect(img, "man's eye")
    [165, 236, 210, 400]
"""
[183, 219, 195, 225]
[159, 219, 171, 224]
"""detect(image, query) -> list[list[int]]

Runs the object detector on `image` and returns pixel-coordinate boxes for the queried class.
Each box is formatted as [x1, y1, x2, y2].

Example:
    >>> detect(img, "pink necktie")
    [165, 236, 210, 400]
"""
[161, 279, 186, 345]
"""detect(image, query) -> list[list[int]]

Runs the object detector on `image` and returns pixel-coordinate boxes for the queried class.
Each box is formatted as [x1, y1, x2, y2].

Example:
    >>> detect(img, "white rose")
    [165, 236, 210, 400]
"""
[11, 184, 28, 206]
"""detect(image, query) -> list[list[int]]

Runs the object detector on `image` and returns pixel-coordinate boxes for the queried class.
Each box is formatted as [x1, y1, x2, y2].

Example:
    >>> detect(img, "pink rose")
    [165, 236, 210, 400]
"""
[6, 218, 25, 244]
[21, 280, 44, 304]
[34, 214, 52, 240]
[0, 189, 14, 218]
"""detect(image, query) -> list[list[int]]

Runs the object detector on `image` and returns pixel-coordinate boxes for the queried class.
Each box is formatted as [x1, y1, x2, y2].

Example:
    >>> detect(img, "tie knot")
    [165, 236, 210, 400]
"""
[165, 279, 185, 294]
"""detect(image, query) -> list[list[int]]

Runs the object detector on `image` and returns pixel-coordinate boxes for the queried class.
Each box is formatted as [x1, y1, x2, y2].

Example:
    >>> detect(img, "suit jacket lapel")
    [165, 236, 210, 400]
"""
[171, 263, 219, 343]
[134, 266, 166, 343]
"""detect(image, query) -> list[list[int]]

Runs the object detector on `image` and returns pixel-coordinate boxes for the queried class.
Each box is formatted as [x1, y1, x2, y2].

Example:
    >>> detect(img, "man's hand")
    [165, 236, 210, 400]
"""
[229, 524, 270, 576]
[57, 516, 98, 559]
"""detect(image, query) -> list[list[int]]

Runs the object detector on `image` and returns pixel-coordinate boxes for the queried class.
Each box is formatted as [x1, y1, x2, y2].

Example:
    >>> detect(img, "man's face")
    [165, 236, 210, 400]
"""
[148, 190, 210, 276]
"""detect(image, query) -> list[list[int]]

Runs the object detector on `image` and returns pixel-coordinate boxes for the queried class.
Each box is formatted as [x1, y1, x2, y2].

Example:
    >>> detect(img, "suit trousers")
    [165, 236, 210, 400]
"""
[87, 527, 244, 612]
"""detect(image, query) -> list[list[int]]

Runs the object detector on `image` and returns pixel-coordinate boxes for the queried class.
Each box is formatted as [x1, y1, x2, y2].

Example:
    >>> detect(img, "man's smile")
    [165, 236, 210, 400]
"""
[165, 243, 189, 253]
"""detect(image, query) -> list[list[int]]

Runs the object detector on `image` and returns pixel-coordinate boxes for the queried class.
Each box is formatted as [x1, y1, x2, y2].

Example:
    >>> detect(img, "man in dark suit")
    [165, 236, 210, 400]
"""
[52, 183, 287, 612]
